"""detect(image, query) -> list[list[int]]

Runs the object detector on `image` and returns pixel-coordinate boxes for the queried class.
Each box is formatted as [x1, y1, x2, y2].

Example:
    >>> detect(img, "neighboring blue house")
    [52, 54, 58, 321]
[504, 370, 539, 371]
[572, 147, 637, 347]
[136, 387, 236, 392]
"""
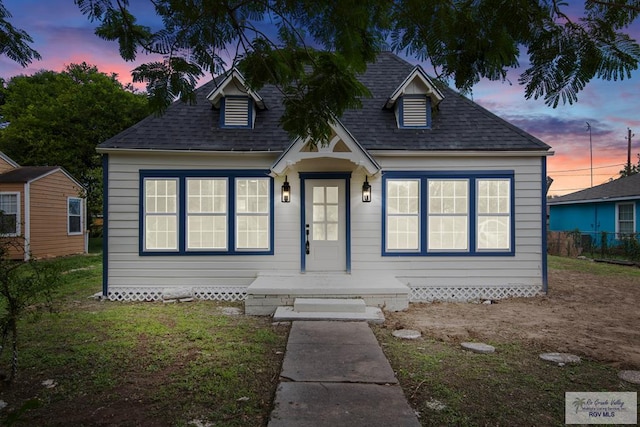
[548, 173, 640, 245]
[97, 52, 552, 313]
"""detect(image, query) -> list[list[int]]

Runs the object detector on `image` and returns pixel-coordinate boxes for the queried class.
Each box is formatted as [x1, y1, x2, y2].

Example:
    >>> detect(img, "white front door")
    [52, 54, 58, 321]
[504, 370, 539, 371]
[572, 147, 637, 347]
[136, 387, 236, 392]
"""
[304, 179, 347, 272]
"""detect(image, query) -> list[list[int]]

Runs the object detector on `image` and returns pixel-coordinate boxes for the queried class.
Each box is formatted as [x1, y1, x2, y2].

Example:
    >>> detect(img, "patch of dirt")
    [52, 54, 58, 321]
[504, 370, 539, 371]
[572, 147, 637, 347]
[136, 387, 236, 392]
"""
[386, 267, 640, 369]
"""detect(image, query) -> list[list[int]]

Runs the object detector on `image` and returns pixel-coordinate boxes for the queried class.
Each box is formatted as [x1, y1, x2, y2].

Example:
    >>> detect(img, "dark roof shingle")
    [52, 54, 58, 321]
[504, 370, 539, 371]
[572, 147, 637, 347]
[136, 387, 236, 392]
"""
[548, 173, 640, 204]
[0, 166, 59, 183]
[99, 52, 550, 153]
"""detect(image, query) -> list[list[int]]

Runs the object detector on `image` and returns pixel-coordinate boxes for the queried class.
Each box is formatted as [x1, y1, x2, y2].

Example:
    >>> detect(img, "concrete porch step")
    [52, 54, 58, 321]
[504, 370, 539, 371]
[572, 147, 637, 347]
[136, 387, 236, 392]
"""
[293, 298, 367, 313]
[273, 306, 385, 324]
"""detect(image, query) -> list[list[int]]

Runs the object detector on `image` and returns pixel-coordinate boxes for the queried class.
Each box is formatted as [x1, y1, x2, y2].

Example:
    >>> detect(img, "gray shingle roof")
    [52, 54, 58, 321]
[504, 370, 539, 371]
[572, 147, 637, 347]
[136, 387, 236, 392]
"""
[0, 166, 59, 183]
[98, 52, 550, 153]
[548, 173, 640, 204]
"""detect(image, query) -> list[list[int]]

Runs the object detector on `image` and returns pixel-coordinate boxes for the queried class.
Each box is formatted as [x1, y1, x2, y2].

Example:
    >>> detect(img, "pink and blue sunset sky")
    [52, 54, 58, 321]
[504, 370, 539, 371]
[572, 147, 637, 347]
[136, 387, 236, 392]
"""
[1, 0, 639, 196]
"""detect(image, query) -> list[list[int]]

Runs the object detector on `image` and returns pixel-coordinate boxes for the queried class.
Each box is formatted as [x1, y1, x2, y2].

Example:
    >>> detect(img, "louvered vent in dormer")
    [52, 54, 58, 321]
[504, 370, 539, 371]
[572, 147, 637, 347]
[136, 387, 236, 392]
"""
[400, 96, 430, 128]
[223, 97, 251, 128]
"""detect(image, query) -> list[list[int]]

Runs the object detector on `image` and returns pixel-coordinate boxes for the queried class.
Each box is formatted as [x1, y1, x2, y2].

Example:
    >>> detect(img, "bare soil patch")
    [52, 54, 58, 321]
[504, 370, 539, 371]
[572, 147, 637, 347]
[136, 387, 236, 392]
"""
[386, 263, 640, 369]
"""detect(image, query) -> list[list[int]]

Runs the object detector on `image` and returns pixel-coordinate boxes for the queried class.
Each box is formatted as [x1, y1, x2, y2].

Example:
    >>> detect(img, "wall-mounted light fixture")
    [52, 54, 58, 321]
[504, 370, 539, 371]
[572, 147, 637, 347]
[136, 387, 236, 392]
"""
[362, 176, 371, 202]
[281, 176, 291, 203]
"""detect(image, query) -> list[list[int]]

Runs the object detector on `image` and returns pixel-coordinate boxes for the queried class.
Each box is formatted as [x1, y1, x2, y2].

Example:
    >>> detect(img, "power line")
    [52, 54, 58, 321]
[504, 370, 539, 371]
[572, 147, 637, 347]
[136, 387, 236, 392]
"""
[548, 163, 624, 173]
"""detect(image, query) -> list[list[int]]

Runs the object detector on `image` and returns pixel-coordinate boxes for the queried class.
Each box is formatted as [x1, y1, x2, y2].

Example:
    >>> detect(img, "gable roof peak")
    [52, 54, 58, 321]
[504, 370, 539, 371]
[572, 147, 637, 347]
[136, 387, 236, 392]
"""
[206, 67, 266, 110]
[385, 65, 445, 109]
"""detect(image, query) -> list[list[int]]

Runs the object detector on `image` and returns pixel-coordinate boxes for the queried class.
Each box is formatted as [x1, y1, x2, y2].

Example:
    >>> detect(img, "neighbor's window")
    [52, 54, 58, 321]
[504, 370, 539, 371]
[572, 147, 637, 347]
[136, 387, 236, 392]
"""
[428, 180, 468, 251]
[187, 178, 227, 250]
[0, 192, 19, 236]
[144, 179, 178, 250]
[235, 178, 270, 249]
[617, 203, 635, 238]
[386, 179, 420, 250]
[68, 197, 83, 235]
[477, 179, 511, 250]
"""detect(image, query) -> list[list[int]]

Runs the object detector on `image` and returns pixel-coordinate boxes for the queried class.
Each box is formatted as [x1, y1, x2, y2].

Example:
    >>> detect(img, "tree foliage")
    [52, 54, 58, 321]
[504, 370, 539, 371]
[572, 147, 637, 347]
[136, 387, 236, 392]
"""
[73, 0, 640, 142]
[0, 2, 40, 67]
[620, 153, 640, 176]
[0, 63, 150, 220]
[0, 238, 61, 383]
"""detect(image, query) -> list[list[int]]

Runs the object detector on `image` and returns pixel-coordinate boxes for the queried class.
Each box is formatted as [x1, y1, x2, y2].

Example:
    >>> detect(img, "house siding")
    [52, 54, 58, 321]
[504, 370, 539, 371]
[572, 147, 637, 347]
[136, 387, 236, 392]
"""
[0, 157, 17, 174]
[106, 152, 289, 292]
[106, 152, 545, 297]
[28, 170, 86, 258]
[356, 155, 544, 289]
[549, 200, 640, 241]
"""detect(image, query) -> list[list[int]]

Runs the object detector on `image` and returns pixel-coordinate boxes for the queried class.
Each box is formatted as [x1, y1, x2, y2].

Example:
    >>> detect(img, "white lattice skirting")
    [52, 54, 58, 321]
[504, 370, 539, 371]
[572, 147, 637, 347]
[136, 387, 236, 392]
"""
[107, 287, 248, 302]
[410, 284, 543, 302]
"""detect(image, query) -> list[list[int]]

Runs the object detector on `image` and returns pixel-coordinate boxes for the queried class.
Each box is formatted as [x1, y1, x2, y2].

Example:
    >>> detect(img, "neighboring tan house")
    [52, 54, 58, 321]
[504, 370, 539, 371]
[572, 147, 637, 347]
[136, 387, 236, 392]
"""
[0, 152, 87, 260]
[548, 173, 640, 245]
[97, 52, 552, 313]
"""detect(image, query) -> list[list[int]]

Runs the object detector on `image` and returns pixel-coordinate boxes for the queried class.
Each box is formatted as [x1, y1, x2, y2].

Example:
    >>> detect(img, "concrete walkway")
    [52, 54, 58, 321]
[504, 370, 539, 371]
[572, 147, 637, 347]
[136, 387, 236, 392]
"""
[268, 321, 421, 426]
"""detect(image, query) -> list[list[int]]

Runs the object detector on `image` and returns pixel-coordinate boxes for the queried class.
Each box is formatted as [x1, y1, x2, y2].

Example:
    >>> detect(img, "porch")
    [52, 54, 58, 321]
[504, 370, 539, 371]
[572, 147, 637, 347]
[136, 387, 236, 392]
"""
[245, 271, 410, 316]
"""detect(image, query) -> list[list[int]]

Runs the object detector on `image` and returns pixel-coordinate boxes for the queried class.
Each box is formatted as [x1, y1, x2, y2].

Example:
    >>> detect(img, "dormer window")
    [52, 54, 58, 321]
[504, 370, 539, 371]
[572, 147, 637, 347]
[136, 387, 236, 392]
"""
[206, 68, 266, 130]
[398, 95, 431, 128]
[222, 96, 253, 128]
[385, 65, 444, 130]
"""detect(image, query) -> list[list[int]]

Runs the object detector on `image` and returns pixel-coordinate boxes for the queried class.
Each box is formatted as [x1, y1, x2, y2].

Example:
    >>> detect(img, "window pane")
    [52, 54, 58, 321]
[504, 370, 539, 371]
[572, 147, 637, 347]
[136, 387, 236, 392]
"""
[313, 205, 325, 222]
[326, 186, 338, 204]
[69, 198, 81, 215]
[387, 216, 419, 250]
[188, 216, 227, 249]
[477, 217, 510, 249]
[236, 215, 269, 249]
[146, 215, 177, 250]
[313, 187, 324, 203]
[188, 179, 226, 213]
[478, 180, 510, 214]
[0, 214, 17, 234]
[145, 180, 177, 213]
[0, 194, 17, 214]
[236, 178, 269, 213]
[313, 223, 326, 241]
[387, 180, 419, 214]
[428, 180, 467, 214]
[428, 217, 468, 250]
[326, 223, 338, 241]
[618, 204, 634, 235]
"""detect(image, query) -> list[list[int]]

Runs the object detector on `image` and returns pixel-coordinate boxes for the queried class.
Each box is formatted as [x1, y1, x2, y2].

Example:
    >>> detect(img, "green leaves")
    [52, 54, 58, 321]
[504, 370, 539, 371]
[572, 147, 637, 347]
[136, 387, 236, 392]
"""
[69, 0, 640, 135]
[0, 2, 41, 67]
[0, 63, 150, 219]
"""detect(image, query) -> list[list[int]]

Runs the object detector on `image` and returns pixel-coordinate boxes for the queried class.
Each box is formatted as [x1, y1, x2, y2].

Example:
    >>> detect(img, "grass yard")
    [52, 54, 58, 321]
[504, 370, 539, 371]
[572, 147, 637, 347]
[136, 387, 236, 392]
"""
[0, 250, 288, 426]
[376, 255, 640, 426]
[1, 252, 638, 426]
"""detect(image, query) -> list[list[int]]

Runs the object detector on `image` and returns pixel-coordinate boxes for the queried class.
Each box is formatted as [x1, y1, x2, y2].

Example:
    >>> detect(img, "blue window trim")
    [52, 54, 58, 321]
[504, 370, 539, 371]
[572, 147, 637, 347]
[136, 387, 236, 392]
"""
[381, 170, 515, 257]
[219, 96, 253, 129]
[139, 169, 274, 256]
[398, 95, 431, 129]
[299, 172, 351, 273]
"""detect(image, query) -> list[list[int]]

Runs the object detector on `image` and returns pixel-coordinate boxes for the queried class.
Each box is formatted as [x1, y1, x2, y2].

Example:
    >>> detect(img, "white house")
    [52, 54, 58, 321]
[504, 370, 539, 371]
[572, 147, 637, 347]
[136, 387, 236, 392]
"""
[97, 52, 551, 315]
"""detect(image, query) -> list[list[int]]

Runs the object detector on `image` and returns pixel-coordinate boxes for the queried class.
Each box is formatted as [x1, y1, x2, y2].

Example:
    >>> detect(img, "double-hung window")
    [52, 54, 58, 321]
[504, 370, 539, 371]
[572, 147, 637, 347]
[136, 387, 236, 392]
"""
[616, 203, 635, 239]
[144, 179, 178, 251]
[68, 197, 83, 235]
[141, 171, 272, 255]
[187, 179, 227, 250]
[383, 172, 514, 256]
[477, 179, 511, 250]
[428, 180, 468, 251]
[386, 180, 420, 250]
[0, 192, 19, 236]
